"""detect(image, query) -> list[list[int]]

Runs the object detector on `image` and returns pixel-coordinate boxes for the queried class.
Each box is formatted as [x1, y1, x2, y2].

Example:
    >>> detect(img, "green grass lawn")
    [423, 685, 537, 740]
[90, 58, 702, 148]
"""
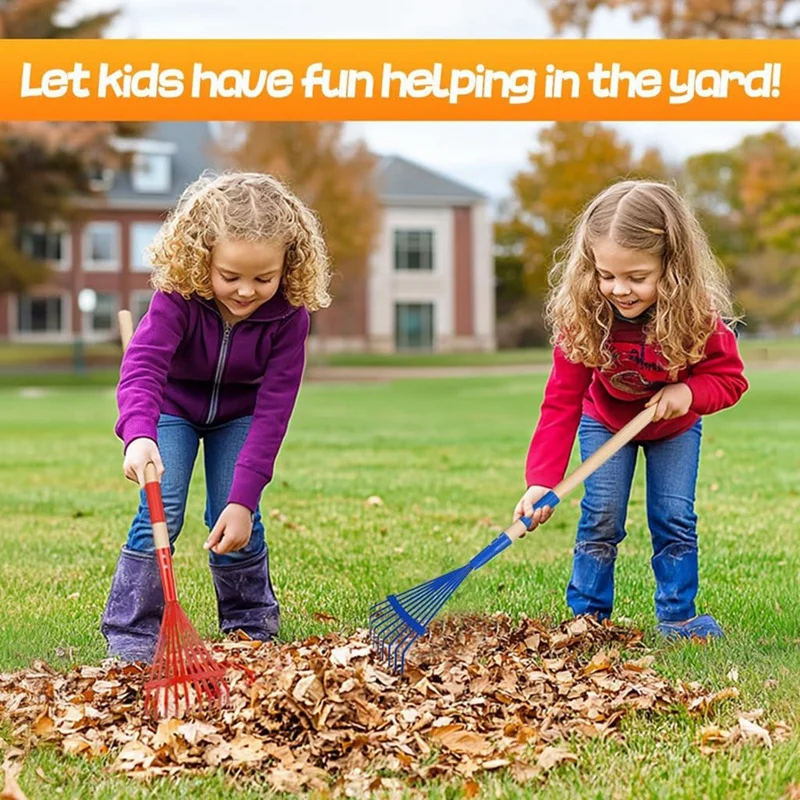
[1, 335, 799, 373]
[0, 371, 798, 798]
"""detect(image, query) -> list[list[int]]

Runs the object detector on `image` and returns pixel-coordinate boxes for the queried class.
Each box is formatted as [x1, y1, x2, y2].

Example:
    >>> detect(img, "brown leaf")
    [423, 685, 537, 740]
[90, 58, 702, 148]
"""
[266, 767, 307, 793]
[111, 740, 157, 772]
[463, 778, 480, 797]
[582, 649, 613, 675]
[292, 673, 325, 705]
[152, 718, 182, 749]
[623, 656, 655, 672]
[228, 735, 267, 764]
[31, 713, 55, 738]
[536, 746, 577, 771]
[688, 686, 740, 714]
[510, 760, 541, 783]
[0, 612, 735, 790]
[430, 725, 493, 757]
[1, 761, 28, 800]
[738, 717, 772, 748]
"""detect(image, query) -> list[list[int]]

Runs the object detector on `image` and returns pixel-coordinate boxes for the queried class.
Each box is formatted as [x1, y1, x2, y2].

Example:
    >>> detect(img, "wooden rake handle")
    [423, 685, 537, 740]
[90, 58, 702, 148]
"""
[506, 404, 658, 545]
[118, 310, 172, 556]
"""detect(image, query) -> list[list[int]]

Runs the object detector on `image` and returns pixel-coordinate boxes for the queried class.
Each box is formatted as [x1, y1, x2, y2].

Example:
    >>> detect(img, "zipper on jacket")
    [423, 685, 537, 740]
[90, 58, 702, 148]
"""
[206, 321, 232, 424]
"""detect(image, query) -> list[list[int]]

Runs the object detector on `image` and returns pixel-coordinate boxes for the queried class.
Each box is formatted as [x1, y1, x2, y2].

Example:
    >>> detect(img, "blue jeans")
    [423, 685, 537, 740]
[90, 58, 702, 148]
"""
[125, 414, 266, 567]
[567, 414, 702, 623]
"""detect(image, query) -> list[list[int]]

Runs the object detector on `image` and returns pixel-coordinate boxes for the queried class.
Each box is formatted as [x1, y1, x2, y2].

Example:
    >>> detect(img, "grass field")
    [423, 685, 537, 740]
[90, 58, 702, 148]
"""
[1, 335, 799, 373]
[0, 369, 798, 798]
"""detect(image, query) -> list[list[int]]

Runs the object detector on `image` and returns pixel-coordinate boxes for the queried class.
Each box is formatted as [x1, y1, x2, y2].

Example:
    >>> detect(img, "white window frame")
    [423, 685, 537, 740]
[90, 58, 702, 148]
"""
[394, 229, 435, 272]
[82, 221, 120, 272]
[131, 152, 172, 194]
[130, 289, 154, 326]
[129, 221, 162, 272]
[19, 223, 71, 272]
[395, 301, 435, 351]
[10, 291, 71, 342]
[82, 291, 118, 340]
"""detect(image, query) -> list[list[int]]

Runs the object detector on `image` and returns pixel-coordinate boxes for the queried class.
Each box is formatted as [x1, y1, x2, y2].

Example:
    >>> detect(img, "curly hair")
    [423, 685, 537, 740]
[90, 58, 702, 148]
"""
[148, 170, 331, 311]
[545, 179, 738, 376]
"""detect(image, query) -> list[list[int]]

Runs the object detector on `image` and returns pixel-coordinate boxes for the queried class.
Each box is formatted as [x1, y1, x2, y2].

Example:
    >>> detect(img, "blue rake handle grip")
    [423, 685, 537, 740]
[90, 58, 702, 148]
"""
[466, 406, 657, 573]
[469, 490, 561, 570]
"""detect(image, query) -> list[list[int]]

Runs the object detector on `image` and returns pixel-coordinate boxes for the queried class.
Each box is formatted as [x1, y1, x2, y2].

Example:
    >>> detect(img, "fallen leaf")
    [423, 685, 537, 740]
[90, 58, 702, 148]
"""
[510, 761, 541, 783]
[0, 612, 734, 791]
[430, 725, 493, 757]
[739, 717, 772, 748]
[537, 746, 577, 771]
[1, 761, 28, 800]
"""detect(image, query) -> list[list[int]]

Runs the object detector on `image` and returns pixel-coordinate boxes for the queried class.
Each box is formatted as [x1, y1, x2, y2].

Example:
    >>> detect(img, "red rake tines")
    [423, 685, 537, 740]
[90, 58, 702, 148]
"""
[142, 465, 228, 719]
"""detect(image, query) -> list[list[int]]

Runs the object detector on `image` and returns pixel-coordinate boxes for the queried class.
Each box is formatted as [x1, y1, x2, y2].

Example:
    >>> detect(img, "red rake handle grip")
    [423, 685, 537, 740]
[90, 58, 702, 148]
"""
[144, 462, 177, 603]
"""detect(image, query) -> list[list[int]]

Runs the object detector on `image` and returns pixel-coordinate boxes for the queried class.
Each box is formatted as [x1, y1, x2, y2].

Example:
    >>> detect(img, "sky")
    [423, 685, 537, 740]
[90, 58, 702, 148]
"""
[62, 0, 798, 203]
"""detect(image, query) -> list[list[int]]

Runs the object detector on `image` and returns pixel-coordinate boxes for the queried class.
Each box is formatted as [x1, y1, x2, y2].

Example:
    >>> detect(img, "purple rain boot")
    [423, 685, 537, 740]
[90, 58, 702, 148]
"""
[100, 547, 164, 663]
[209, 549, 280, 641]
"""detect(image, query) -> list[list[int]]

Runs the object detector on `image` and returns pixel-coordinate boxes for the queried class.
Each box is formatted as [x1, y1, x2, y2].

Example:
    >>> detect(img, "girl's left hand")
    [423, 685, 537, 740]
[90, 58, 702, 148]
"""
[645, 382, 693, 421]
[204, 503, 254, 555]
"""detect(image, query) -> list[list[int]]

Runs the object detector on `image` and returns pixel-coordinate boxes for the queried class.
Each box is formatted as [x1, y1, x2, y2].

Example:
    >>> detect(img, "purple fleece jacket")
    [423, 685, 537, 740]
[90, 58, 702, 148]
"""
[116, 290, 310, 512]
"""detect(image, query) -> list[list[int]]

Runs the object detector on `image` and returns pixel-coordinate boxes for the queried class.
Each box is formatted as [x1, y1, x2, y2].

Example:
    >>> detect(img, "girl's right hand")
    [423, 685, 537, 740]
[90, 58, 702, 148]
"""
[123, 437, 165, 487]
[513, 485, 555, 531]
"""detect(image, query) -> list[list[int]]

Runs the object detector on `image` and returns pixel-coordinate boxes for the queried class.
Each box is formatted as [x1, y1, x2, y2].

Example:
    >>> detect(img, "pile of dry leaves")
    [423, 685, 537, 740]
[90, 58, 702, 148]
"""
[0, 614, 791, 795]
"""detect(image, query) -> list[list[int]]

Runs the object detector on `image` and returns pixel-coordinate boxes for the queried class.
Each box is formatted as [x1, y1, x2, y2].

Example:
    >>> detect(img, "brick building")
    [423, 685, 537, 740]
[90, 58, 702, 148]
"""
[0, 122, 495, 352]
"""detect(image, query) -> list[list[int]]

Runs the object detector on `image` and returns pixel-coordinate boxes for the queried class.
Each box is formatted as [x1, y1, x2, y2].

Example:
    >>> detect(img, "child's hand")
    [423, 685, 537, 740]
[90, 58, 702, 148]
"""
[204, 503, 254, 555]
[123, 437, 164, 487]
[646, 382, 693, 421]
[513, 485, 555, 533]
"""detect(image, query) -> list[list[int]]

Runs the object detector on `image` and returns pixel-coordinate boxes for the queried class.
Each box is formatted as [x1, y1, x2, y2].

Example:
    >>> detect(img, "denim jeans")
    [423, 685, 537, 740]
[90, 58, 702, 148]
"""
[566, 414, 702, 623]
[125, 413, 266, 567]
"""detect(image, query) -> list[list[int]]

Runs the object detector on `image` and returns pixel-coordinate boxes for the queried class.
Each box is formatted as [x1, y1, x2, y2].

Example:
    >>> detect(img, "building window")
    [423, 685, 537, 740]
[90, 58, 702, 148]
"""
[83, 222, 120, 271]
[130, 290, 154, 325]
[131, 153, 171, 194]
[130, 222, 162, 272]
[16, 295, 63, 334]
[87, 292, 118, 333]
[394, 230, 434, 271]
[395, 303, 434, 351]
[20, 225, 70, 270]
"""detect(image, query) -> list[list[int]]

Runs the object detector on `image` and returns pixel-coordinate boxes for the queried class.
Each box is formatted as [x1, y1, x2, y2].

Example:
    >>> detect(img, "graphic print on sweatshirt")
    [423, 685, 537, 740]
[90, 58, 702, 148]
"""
[601, 330, 672, 397]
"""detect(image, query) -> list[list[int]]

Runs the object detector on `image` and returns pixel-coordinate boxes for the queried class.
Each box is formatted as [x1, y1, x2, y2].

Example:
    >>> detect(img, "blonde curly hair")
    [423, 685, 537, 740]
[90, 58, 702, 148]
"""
[148, 170, 331, 311]
[546, 179, 738, 376]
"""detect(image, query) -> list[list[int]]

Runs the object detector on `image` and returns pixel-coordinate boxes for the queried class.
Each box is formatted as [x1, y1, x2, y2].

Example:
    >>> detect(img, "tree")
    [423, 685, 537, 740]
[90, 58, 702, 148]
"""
[540, 0, 800, 38]
[494, 122, 667, 346]
[0, 0, 118, 38]
[498, 122, 667, 297]
[0, 122, 122, 292]
[683, 127, 800, 327]
[0, 1, 133, 292]
[218, 123, 381, 341]
[219, 122, 379, 266]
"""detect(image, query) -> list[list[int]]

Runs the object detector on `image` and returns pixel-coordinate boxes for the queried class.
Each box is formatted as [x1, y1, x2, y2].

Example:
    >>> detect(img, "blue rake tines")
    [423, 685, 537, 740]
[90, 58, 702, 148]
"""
[368, 490, 561, 674]
[369, 565, 470, 673]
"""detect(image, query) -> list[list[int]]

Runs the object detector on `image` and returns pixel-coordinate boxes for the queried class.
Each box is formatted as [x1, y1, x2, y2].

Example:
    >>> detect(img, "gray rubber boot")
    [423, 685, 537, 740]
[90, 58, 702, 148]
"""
[209, 549, 280, 641]
[100, 547, 164, 662]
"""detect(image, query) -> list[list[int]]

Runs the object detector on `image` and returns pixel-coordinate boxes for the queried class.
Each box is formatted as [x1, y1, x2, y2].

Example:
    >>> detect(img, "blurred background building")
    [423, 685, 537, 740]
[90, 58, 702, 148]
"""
[0, 122, 495, 353]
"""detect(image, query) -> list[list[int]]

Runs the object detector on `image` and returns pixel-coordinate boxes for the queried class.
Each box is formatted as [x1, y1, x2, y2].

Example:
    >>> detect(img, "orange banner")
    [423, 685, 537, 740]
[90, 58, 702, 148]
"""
[1, 39, 796, 121]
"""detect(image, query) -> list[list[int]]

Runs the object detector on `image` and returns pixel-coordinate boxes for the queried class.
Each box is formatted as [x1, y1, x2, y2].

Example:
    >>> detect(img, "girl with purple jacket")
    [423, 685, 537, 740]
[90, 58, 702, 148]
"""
[101, 171, 331, 662]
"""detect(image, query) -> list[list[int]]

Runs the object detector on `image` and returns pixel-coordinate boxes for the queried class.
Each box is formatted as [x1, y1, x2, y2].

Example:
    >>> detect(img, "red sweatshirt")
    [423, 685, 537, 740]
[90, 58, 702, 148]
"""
[525, 316, 748, 488]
